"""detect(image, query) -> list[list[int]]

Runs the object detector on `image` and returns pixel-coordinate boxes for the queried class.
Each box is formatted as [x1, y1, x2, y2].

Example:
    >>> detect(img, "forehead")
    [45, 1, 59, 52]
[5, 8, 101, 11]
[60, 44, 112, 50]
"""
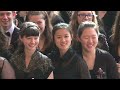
[0, 11, 12, 14]
[29, 14, 44, 19]
[82, 27, 97, 35]
[78, 11, 92, 14]
[55, 28, 70, 34]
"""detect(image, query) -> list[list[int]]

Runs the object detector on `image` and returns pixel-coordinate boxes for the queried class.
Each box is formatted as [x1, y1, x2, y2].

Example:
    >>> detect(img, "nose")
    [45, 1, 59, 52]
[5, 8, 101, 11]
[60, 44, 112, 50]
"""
[61, 37, 66, 42]
[31, 38, 36, 44]
[3, 14, 8, 20]
[88, 38, 93, 43]
[84, 15, 90, 20]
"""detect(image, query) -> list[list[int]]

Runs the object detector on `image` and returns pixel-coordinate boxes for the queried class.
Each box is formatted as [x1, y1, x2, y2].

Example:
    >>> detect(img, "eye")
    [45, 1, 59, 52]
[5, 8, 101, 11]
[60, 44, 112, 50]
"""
[0, 13, 4, 16]
[6, 12, 11, 16]
[84, 37, 89, 39]
[56, 36, 61, 39]
[92, 36, 97, 39]
[78, 14, 85, 17]
[26, 37, 31, 39]
[65, 35, 69, 38]
[34, 37, 39, 40]
[36, 21, 42, 24]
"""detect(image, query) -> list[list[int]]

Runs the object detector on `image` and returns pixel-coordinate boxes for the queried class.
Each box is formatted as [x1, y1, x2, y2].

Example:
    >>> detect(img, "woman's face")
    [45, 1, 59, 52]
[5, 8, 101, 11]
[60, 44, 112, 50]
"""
[20, 35, 40, 51]
[29, 15, 45, 35]
[77, 11, 93, 24]
[78, 27, 98, 52]
[54, 28, 72, 53]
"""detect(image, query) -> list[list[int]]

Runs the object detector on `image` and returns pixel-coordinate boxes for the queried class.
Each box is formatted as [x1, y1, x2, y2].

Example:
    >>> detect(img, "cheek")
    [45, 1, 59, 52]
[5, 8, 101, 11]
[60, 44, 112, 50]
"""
[35, 39, 39, 43]
[77, 18, 82, 24]
[22, 41, 28, 46]
[39, 23, 45, 32]
[93, 37, 98, 42]
[80, 38, 87, 44]
[41, 20, 45, 27]
[95, 38, 99, 45]
[67, 38, 72, 44]
[54, 39, 59, 45]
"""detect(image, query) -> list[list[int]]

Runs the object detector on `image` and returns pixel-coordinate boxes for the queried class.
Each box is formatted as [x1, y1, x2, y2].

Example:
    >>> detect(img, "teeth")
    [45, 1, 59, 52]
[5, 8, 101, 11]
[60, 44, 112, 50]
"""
[87, 45, 93, 48]
[61, 44, 66, 46]
[29, 45, 35, 47]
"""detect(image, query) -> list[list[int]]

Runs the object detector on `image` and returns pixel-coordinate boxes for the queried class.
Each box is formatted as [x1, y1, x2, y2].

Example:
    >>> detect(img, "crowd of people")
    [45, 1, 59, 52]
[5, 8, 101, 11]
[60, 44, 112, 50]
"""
[0, 11, 119, 79]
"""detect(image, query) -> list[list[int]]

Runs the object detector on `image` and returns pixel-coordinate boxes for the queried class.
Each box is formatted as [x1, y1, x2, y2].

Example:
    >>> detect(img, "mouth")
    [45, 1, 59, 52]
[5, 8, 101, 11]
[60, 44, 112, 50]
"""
[60, 43, 66, 47]
[87, 45, 93, 48]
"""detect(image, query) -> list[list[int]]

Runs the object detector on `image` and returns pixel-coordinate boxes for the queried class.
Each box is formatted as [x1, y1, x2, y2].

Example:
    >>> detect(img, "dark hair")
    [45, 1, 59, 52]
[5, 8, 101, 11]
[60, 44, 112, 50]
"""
[52, 23, 73, 50]
[0, 29, 9, 50]
[17, 22, 40, 54]
[77, 21, 99, 38]
[70, 11, 98, 38]
[19, 22, 40, 38]
[52, 23, 73, 38]
[111, 11, 120, 52]
[27, 11, 53, 49]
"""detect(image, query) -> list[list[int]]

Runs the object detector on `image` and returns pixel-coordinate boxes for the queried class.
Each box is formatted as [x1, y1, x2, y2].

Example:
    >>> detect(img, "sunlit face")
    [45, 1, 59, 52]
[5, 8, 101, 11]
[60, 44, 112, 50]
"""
[78, 27, 98, 52]
[54, 29, 72, 53]
[29, 15, 45, 34]
[98, 11, 107, 19]
[77, 11, 93, 24]
[19, 11, 28, 17]
[0, 11, 16, 30]
[20, 36, 40, 51]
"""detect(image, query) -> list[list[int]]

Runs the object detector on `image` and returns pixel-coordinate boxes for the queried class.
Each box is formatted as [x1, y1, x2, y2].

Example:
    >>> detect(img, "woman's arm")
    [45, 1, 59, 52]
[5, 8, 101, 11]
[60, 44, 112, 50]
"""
[1, 59, 16, 79]
[47, 71, 54, 79]
[77, 56, 91, 79]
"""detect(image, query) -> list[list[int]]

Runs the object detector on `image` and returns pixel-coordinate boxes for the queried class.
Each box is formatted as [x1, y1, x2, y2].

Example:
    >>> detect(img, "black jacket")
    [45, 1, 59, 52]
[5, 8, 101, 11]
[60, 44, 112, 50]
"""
[49, 47, 91, 79]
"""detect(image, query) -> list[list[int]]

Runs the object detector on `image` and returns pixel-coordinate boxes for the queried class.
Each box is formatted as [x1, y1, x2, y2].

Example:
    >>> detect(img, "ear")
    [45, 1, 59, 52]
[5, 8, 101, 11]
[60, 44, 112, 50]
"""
[19, 36, 22, 41]
[71, 34, 73, 40]
[12, 11, 17, 18]
[77, 36, 81, 42]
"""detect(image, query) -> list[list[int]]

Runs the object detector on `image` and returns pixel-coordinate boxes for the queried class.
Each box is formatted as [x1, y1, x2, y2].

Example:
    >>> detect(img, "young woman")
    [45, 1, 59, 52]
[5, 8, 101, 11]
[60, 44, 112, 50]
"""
[0, 27, 12, 61]
[47, 11, 65, 26]
[77, 21, 119, 79]
[0, 56, 15, 79]
[27, 11, 53, 56]
[109, 11, 120, 77]
[49, 23, 91, 79]
[70, 11, 109, 52]
[10, 22, 54, 79]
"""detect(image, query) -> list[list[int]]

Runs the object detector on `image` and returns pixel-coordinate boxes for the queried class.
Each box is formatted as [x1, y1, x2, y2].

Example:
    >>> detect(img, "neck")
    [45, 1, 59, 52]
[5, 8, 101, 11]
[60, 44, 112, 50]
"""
[2, 26, 9, 31]
[82, 49, 96, 58]
[24, 48, 35, 58]
[59, 48, 69, 57]
[2, 22, 13, 31]
[40, 34, 45, 40]
[118, 46, 120, 56]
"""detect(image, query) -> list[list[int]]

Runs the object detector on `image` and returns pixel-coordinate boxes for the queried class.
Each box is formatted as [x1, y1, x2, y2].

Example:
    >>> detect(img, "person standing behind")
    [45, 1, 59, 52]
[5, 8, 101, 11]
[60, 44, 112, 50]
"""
[108, 11, 120, 77]
[77, 21, 119, 79]
[49, 23, 91, 79]
[47, 11, 65, 26]
[0, 11, 20, 54]
[0, 26, 11, 60]
[10, 22, 54, 79]
[70, 11, 109, 52]
[0, 56, 15, 79]
[16, 11, 28, 28]
[27, 11, 53, 56]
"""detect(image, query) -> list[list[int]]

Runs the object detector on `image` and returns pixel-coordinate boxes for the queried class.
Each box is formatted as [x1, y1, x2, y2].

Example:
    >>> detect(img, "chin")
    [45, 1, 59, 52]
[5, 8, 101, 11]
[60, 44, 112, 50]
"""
[87, 48, 94, 52]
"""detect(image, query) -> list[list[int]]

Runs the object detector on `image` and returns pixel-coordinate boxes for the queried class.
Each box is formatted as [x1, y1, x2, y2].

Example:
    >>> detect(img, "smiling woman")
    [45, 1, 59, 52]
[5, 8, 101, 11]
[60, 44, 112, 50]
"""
[27, 11, 53, 56]
[9, 22, 54, 79]
[77, 21, 119, 79]
[0, 57, 15, 79]
[48, 23, 91, 79]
